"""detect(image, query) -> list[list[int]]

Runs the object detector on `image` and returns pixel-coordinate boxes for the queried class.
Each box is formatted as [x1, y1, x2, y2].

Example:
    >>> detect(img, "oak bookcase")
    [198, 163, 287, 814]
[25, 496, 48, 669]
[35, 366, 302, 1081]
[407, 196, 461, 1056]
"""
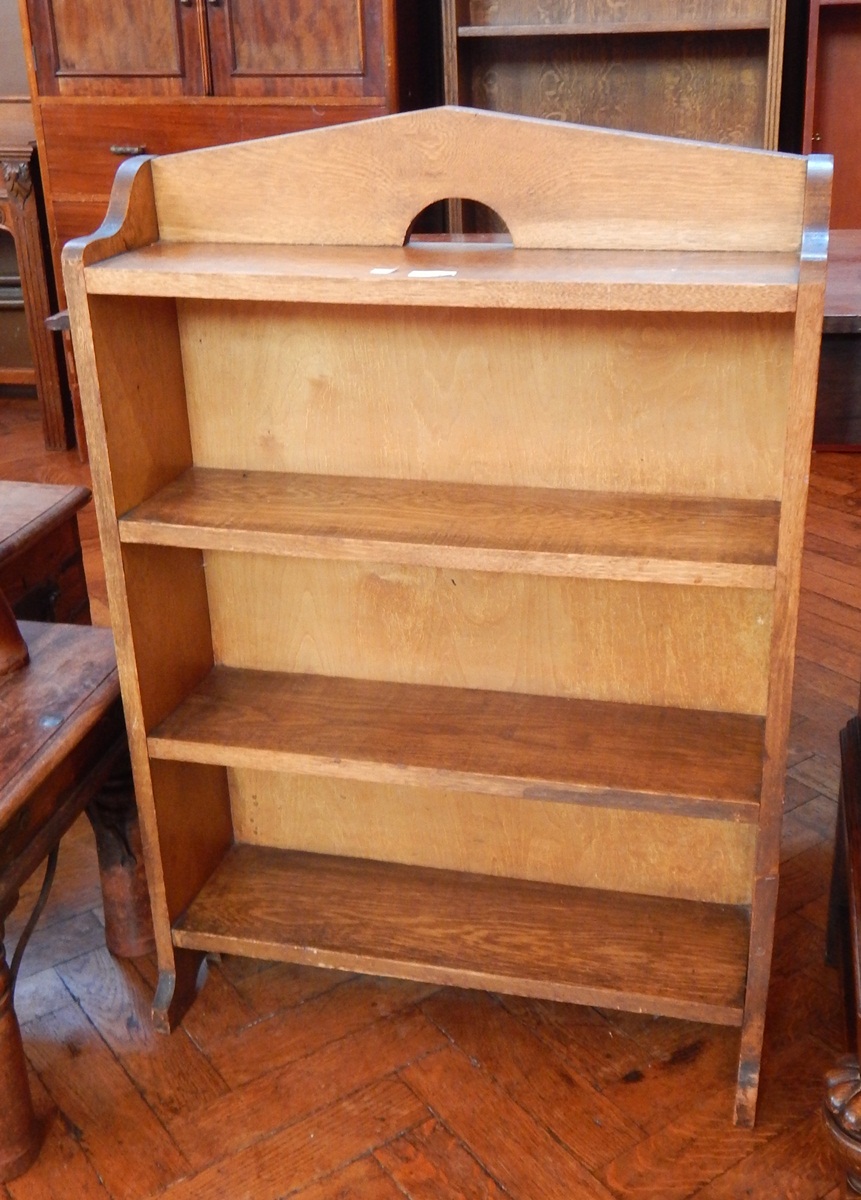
[63, 107, 830, 1125]
[442, 0, 787, 148]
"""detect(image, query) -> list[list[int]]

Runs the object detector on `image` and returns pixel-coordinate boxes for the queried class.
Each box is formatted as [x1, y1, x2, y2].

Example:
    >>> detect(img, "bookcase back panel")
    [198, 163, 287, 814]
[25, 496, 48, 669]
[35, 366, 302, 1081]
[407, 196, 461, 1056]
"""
[178, 302, 793, 500]
[228, 769, 757, 904]
[204, 552, 773, 714]
[464, 33, 770, 148]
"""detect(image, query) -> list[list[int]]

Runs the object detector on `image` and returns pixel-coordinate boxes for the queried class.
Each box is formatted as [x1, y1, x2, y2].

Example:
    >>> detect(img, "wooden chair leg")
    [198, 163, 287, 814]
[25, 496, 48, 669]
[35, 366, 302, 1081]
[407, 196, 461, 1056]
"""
[0, 908, 41, 1182]
[87, 758, 155, 960]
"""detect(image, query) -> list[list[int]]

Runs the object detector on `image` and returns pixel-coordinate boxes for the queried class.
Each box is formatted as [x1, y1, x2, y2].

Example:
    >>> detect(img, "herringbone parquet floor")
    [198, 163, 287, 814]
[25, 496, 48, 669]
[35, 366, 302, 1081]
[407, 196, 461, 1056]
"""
[0, 393, 856, 1199]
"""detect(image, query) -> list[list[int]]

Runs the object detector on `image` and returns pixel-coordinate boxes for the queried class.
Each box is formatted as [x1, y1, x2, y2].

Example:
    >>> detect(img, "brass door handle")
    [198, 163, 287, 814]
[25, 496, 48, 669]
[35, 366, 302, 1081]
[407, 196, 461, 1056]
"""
[109, 145, 147, 156]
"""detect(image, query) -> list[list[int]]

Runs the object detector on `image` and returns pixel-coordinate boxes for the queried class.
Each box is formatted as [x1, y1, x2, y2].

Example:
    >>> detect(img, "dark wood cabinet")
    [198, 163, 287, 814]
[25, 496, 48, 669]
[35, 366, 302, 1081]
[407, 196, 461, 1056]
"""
[24, 0, 394, 103]
[24, 0, 205, 96]
[803, 2, 861, 447]
[803, 0, 861, 229]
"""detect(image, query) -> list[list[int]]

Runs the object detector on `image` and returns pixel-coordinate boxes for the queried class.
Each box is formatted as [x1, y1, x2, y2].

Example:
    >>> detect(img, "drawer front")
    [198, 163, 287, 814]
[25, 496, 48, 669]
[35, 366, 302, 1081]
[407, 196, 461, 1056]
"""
[40, 101, 388, 202]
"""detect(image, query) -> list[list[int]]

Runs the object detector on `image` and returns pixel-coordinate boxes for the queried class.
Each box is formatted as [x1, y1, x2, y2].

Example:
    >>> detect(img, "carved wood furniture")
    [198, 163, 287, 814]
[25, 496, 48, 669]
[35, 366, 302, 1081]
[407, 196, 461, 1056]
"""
[824, 717, 861, 1191]
[63, 106, 830, 1128]
[0, 479, 90, 623]
[0, 102, 69, 449]
[442, 0, 787, 146]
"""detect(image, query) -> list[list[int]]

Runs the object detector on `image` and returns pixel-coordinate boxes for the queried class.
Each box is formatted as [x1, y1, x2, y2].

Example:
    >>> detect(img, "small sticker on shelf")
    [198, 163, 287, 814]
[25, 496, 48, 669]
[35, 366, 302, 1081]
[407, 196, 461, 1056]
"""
[370, 267, 398, 275]
[408, 269, 458, 279]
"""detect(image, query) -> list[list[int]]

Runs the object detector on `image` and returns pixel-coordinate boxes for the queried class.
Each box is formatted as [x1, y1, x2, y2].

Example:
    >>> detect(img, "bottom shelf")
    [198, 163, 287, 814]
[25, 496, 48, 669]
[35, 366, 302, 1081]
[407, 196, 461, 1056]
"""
[173, 844, 750, 1026]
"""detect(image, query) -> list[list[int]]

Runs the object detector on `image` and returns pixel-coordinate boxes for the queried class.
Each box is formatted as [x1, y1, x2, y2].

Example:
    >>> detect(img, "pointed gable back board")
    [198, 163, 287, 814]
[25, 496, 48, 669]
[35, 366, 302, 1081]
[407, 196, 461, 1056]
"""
[147, 106, 808, 254]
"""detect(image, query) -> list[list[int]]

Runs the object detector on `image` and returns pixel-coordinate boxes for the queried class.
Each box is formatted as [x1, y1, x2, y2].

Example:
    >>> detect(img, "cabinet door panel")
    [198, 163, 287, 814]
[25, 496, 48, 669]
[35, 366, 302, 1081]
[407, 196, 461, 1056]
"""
[23, 0, 206, 95]
[207, 0, 394, 99]
[806, 3, 861, 228]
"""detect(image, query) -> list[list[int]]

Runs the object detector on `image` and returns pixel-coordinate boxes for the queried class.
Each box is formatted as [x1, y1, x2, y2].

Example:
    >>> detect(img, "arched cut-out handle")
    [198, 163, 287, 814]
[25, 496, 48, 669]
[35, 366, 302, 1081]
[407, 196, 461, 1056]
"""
[404, 198, 513, 245]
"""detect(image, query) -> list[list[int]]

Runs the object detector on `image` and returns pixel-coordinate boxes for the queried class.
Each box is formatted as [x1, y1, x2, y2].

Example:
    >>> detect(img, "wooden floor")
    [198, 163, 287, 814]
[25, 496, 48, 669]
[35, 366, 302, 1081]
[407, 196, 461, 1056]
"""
[0, 393, 856, 1199]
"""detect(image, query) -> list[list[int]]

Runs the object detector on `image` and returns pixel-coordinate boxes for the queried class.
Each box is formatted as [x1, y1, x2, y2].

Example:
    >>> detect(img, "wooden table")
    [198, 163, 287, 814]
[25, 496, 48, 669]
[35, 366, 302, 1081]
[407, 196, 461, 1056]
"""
[0, 484, 152, 1181]
[813, 230, 861, 447]
[824, 230, 861, 336]
[0, 101, 70, 450]
[0, 479, 90, 623]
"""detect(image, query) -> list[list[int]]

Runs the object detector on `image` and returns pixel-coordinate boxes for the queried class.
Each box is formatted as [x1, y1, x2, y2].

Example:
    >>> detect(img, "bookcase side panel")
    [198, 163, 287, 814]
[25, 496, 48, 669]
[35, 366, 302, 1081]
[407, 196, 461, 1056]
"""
[178, 302, 794, 501]
[205, 553, 773, 716]
[69, 287, 200, 971]
[88, 295, 194, 517]
[228, 770, 757, 904]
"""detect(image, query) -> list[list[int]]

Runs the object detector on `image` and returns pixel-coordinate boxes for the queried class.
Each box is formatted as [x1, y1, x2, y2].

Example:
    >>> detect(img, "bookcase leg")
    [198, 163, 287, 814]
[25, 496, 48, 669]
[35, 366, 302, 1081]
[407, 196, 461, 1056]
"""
[152, 949, 207, 1034]
[732, 1052, 761, 1128]
[0, 908, 41, 1181]
[733, 872, 779, 1126]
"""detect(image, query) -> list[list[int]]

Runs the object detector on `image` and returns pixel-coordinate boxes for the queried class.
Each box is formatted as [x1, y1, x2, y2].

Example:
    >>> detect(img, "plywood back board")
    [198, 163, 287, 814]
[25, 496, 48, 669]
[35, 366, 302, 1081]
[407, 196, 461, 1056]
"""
[228, 770, 757, 904]
[178, 301, 794, 500]
[204, 552, 773, 714]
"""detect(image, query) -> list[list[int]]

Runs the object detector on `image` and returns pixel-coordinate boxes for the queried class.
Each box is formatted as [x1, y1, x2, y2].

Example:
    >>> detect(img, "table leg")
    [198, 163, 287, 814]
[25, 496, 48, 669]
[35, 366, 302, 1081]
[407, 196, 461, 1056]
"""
[87, 759, 154, 959]
[0, 904, 41, 1182]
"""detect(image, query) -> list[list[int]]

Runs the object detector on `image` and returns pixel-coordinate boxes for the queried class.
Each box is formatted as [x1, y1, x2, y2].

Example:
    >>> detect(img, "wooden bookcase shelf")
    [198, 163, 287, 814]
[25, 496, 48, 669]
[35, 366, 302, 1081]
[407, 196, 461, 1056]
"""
[456, 16, 775, 36]
[172, 844, 751, 1026]
[147, 668, 765, 821]
[82, 242, 801, 312]
[63, 107, 830, 1127]
[119, 469, 780, 587]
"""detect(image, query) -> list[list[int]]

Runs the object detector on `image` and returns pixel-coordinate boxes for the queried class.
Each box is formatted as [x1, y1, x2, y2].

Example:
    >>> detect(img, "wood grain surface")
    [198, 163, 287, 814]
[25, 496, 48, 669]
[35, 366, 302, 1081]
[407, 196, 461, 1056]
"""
[177, 303, 793, 502]
[83, 241, 802, 312]
[204, 553, 773, 714]
[147, 667, 765, 820]
[145, 106, 808, 251]
[229, 771, 758, 903]
[172, 843, 751, 1025]
[119, 467, 780, 587]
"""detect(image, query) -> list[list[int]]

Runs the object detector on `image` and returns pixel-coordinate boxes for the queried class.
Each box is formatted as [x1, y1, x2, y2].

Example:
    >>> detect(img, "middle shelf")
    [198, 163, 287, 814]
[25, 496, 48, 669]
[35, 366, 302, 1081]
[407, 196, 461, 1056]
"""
[119, 467, 780, 587]
[147, 668, 765, 821]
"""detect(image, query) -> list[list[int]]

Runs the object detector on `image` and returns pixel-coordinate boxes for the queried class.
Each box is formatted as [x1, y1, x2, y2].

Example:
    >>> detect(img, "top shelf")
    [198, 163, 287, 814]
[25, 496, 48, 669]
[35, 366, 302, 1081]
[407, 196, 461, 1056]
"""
[456, 0, 774, 37]
[457, 17, 772, 37]
[83, 241, 800, 313]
